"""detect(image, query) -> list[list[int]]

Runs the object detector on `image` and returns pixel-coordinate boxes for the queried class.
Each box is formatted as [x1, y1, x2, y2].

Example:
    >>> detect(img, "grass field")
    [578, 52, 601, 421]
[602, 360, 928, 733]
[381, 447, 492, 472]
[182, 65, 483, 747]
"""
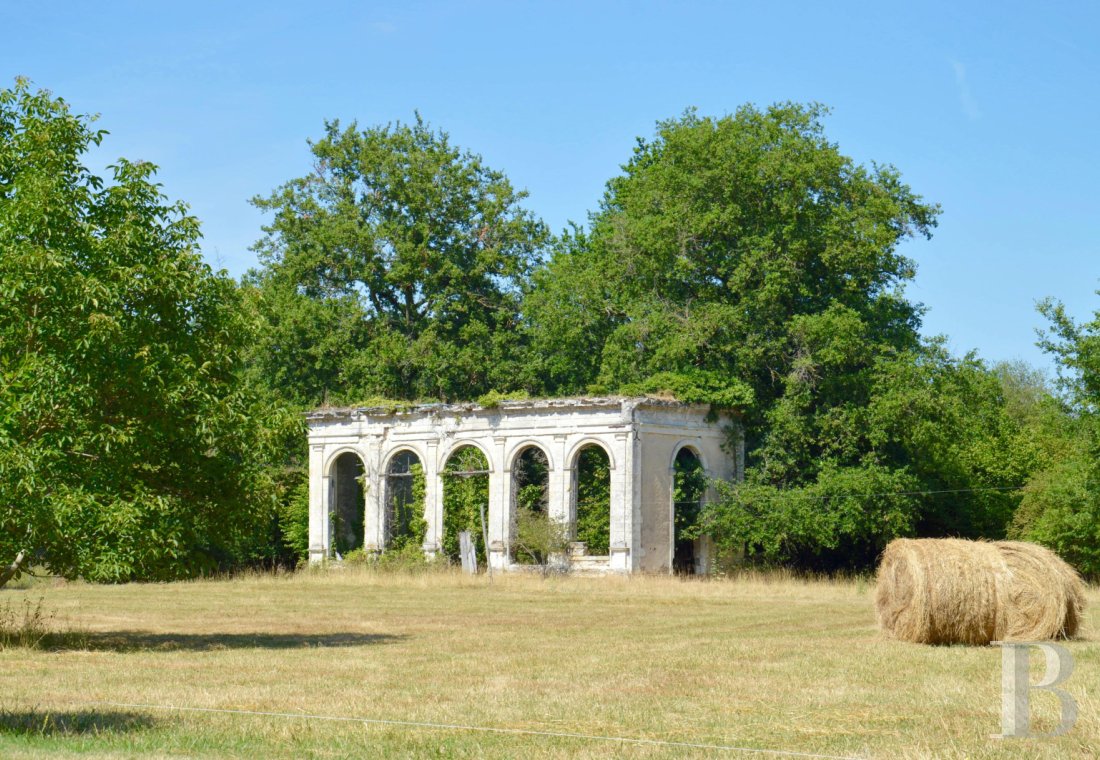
[0, 567, 1097, 759]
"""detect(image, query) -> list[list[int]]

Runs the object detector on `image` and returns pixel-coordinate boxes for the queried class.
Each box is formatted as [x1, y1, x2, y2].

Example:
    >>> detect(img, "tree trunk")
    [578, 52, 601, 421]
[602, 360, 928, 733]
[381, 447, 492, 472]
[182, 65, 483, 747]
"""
[0, 551, 26, 590]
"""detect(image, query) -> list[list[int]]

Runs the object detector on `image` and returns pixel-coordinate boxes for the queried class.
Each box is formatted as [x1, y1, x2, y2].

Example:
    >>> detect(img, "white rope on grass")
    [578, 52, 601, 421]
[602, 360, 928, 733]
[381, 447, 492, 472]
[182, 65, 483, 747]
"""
[75, 699, 865, 760]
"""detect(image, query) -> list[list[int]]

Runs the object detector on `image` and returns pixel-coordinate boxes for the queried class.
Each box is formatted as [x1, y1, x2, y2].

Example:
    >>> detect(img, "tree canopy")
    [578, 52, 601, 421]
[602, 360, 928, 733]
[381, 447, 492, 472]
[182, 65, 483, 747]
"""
[523, 104, 938, 416]
[0, 81, 275, 587]
[1009, 296, 1100, 577]
[521, 105, 1019, 569]
[248, 115, 549, 405]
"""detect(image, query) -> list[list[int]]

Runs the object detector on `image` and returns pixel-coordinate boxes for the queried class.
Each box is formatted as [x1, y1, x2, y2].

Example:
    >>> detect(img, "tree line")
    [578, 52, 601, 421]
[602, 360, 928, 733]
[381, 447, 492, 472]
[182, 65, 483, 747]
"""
[2, 79, 1098, 585]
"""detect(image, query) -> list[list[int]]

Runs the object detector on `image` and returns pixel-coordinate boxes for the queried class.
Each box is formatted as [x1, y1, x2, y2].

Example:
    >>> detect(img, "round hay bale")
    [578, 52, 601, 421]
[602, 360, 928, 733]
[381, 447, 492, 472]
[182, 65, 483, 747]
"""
[996, 541, 1085, 640]
[874, 538, 1085, 645]
[875, 538, 1008, 645]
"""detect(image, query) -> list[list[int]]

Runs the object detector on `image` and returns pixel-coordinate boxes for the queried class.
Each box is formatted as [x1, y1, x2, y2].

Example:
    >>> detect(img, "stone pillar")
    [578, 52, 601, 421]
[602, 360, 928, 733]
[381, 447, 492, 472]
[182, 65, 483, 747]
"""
[548, 434, 570, 529]
[609, 431, 632, 573]
[423, 440, 442, 556]
[630, 429, 643, 572]
[308, 443, 326, 564]
[488, 436, 509, 570]
[363, 438, 384, 553]
[736, 426, 746, 481]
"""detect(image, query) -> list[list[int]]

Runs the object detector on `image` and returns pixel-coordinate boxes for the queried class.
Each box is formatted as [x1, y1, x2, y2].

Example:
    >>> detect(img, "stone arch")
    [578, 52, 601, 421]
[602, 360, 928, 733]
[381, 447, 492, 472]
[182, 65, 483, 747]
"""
[671, 445, 706, 574]
[381, 442, 429, 475]
[510, 444, 551, 514]
[510, 444, 553, 565]
[440, 444, 491, 564]
[437, 439, 495, 475]
[572, 442, 612, 555]
[327, 449, 366, 557]
[505, 439, 556, 472]
[565, 437, 616, 472]
[323, 446, 367, 476]
[382, 447, 425, 549]
[667, 440, 709, 474]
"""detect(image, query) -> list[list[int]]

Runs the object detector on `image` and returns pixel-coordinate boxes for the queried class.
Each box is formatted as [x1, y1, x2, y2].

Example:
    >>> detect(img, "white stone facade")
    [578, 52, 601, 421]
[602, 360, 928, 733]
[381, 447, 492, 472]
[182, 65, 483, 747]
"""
[306, 397, 742, 573]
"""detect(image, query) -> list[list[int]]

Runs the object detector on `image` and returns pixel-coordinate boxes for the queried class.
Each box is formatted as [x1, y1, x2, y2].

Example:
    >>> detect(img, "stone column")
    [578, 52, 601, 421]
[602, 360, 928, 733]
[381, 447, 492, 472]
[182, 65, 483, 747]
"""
[548, 434, 570, 528]
[630, 429, 643, 572]
[735, 425, 746, 482]
[308, 443, 326, 564]
[363, 437, 384, 553]
[488, 436, 509, 570]
[423, 440, 442, 556]
[609, 431, 633, 573]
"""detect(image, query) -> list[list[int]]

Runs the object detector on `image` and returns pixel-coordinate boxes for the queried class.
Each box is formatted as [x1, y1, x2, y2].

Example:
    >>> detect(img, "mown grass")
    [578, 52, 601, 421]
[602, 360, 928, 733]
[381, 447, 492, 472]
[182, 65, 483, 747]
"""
[0, 567, 1097, 758]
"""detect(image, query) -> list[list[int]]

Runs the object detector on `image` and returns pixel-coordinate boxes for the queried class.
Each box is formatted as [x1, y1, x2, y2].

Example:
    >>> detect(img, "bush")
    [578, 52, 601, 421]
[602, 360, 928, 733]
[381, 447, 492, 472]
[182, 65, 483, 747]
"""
[701, 463, 920, 571]
[375, 542, 438, 573]
[332, 543, 442, 574]
[513, 507, 569, 571]
[276, 476, 310, 562]
[476, 390, 529, 409]
[340, 548, 370, 566]
[1011, 443, 1100, 579]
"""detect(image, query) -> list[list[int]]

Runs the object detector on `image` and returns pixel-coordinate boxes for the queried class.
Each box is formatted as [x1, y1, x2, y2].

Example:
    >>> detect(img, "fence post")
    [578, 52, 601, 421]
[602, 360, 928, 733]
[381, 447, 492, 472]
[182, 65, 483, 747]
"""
[458, 531, 478, 575]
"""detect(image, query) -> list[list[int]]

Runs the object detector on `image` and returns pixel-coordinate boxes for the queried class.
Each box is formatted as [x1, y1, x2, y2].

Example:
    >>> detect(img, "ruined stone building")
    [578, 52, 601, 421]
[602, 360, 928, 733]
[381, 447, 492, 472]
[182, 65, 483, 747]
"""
[306, 397, 742, 574]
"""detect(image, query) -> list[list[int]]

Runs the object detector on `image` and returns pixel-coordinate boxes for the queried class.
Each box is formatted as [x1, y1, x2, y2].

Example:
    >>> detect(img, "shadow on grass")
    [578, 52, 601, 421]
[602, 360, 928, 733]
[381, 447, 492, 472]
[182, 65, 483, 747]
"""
[52, 631, 406, 652]
[0, 708, 155, 735]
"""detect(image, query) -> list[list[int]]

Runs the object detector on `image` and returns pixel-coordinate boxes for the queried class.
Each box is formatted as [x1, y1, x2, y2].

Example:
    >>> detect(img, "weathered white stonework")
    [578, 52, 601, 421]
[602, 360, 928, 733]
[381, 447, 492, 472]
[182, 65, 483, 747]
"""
[306, 397, 742, 573]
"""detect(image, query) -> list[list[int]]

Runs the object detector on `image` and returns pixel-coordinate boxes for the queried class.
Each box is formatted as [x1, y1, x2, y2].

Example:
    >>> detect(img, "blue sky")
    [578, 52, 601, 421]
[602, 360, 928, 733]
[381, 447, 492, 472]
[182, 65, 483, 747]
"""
[4, 1, 1098, 373]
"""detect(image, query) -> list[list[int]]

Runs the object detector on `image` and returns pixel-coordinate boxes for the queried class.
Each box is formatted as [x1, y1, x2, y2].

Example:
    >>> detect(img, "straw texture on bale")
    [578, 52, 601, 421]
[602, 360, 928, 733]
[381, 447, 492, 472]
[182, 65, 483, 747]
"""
[874, 538, 1085, 645]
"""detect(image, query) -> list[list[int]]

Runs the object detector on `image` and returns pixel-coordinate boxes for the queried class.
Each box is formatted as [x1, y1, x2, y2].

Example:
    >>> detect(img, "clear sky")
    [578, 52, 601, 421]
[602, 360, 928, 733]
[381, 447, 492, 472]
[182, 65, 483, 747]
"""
[4, 1, 1098, 373]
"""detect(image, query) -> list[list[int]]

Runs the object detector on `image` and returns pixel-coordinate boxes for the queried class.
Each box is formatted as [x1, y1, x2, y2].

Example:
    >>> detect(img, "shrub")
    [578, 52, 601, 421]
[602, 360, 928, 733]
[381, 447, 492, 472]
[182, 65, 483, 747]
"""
[513, 507, 569, 571]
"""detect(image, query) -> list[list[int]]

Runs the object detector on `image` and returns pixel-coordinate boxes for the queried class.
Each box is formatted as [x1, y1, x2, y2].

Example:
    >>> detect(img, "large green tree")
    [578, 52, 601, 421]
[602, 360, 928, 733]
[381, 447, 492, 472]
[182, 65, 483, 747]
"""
[523, 104, 938, 414]
[1010, 296, 1100, 577]
[0, 81, 274, 587]
[525, 104, 1044, 570]
[705, 343, 1043, 569]
[248, 116, 549, 405]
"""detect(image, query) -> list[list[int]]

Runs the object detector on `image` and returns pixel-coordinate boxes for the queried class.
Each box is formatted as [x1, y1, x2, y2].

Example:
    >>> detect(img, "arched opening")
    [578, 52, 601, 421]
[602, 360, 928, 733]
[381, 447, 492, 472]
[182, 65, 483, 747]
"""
[511, 445, 552, 564]
[574, 444, 611, 555]
[442, 445, 490, 565]
[385, 450, 425, 550]
[673, 447, 706, 574]
[330, 452, 365, 556]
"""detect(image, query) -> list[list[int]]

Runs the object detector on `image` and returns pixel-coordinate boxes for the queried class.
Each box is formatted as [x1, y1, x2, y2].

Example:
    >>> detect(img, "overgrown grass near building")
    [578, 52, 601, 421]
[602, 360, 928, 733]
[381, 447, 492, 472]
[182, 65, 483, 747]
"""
[0, 568, 1096, 758]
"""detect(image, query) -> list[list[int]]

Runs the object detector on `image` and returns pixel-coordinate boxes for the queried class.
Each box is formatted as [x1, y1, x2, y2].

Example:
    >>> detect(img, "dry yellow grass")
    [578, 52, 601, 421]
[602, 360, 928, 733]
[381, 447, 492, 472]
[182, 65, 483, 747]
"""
[0, 567, 1097, 758]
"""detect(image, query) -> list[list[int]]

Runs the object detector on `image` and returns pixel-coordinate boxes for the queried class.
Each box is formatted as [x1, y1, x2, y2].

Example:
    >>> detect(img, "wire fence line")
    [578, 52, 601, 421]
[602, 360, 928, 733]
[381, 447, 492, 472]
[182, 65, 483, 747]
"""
[469, 486, 1032, 511]
[630, 484, 1029, 509]
[37, 698, 865, 760]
